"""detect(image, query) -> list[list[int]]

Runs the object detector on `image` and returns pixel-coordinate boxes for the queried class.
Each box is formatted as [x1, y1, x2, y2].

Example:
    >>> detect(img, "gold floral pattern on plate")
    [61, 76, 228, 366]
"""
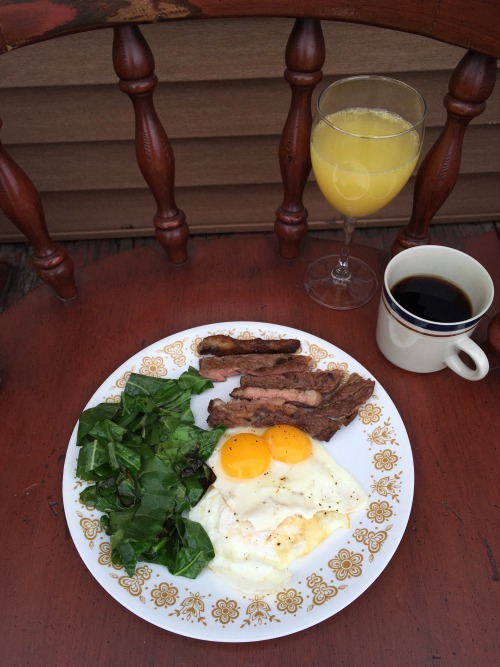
[139, 355, 168, 377]
[151, 582, 179, 608]
[373, 449, 399, 471]
[163, 340, 187, 367]
[326, 360, 350, 374]
[358, 403, 383, 425]
[98, 542, 123, 570]
[276, 588, 304, 615]
[328, 548, 364, 580]
[63, 321, 413, 642]
[212, 598, 240, 625]
[305, 573, 344, 611]
[366, 500, 394, 523]
[169, 592, 207, 625]
[365, 418, 398, 447]
[371, 472, 402, 502]
[307, 342, 331, 368]
[112, 369, 133, 390]
[352, 527, 391, 562]
[240, 597, 280, 628]
[111, 565, 152, 604]
[77, 511, 102, 548]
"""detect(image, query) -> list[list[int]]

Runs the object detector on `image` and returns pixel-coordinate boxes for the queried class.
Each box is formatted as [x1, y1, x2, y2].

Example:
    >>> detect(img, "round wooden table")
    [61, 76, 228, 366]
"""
[1, 235, 498, 665]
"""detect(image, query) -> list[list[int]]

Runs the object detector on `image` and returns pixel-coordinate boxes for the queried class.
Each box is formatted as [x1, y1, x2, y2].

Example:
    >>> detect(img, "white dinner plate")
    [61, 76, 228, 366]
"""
[63, 321, 413, 642]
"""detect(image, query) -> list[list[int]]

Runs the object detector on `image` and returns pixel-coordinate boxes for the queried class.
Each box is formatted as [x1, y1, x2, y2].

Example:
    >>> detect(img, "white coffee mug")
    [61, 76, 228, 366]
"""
[376, 245, 494, 380]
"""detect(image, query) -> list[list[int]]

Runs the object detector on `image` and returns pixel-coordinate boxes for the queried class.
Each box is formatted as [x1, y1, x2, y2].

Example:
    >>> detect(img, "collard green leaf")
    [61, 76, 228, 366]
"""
[77, 403, 120, 445]
[157, 411, 182, 439]
[100, 514, 111, 534]
[181, 469, 212, 507]
[76, 440, 111, 481]
[114, 442, 141, 476]
[89, 418, 127, 442]
[168, 518, 215, 579]
[178, 366, 214, 395]
[79, 478, 124, 512]
[77, 367, 220, 580]
[117, 477, 137, 507]
[125, 492, 175, 543]
[156, 423, 225, 472]
[152, 381, 185, 406]
[139, 455, 179, 494]
[109, 457, 179, 550]
[107, 441, 119, 470]
[109, 508, 136, 536]
[131, 395, 157, 414]
[124, 373, 169, 397]
[197, 424, 226, 461]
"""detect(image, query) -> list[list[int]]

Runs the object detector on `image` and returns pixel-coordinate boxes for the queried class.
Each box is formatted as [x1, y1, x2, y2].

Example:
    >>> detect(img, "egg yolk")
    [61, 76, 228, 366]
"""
[263, 425, 312, 464]
[220, 433, 271, 479]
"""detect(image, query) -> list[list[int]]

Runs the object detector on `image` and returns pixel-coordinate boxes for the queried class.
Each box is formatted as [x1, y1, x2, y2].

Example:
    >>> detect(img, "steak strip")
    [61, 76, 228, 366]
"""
[251, 408, 345, 442]
[315, 373, 375, 419]
[230, 386, 323, 407]
[207, 398, 342, 441]
[207, 397, 291, 427]
[197, 334, 300, 356]
[239, 369, 344, 394]
[199, 353, 312, 382]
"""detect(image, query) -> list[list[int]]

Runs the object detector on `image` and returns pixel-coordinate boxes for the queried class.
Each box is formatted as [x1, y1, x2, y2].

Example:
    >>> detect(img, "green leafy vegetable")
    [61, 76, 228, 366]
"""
[76, 368, 224, 578]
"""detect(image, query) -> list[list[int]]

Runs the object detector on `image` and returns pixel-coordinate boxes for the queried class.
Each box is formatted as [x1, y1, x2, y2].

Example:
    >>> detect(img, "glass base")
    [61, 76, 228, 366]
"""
[304, 254, 378, 310]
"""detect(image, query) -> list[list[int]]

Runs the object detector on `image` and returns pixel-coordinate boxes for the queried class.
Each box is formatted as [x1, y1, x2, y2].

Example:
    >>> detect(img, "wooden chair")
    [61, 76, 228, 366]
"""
[0, 1, 498, 299]
[1, 4, 499, 664]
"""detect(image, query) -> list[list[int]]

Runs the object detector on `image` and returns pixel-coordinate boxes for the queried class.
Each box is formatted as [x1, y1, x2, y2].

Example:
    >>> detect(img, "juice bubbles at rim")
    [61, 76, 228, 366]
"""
[311, 108, 420, 218]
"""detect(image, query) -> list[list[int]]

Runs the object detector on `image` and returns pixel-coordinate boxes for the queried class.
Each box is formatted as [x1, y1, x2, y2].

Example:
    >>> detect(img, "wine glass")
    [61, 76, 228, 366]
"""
[304, 75, 427, 310]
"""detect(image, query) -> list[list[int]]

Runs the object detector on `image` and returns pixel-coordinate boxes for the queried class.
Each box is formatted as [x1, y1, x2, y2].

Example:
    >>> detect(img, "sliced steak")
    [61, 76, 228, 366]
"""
[230, 386, 323, 407]
[315, 373, 375, 419]
[207, 398, 342, 441]
[207, 397, 292, 428]
[199, 353, 312, 382]
[239, 369, 344, 394]
[197, 334, 300, 356]
[251, 407, 344, 442]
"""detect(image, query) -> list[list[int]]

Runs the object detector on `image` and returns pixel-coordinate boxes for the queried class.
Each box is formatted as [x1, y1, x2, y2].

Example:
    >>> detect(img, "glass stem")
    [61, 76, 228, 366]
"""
[331, 215, 357, 283]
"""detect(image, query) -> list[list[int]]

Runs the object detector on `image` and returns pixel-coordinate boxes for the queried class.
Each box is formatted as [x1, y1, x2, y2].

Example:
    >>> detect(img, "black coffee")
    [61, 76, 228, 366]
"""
[391, 275, 472, 323]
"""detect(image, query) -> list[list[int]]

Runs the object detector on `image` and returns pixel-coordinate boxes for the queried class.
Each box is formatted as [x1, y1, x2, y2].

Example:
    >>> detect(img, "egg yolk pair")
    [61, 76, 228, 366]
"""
[220, 425, 312, 479]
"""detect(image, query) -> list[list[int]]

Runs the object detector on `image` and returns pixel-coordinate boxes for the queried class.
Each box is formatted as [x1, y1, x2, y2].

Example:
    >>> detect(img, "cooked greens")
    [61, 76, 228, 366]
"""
[76, 368, 225, 578]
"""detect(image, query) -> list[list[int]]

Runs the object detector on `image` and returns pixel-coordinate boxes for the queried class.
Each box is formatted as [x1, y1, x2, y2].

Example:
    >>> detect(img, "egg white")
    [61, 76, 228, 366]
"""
[189, 427, 367, 595]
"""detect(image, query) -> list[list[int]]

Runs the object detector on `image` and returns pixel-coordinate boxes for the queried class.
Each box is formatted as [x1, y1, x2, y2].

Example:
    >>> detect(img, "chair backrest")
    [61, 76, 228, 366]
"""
[1, 1, 499, 55]
[0, 0, 498, 299]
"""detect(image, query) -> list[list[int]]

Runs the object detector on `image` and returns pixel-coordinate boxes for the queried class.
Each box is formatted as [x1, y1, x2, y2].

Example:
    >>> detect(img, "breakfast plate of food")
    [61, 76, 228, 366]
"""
[63, 321, 413, 642]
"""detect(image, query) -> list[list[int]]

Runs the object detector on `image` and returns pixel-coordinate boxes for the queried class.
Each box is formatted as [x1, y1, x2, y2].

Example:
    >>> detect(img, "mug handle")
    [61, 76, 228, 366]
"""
[445, 336, 490, 381]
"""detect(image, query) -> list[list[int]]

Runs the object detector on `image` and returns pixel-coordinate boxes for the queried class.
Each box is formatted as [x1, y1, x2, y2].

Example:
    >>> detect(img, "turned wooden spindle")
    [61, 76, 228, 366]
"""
[112, 24, 189, 264]
[392, 50, 498, 255]
[275, 19, 325, 259]
[0, 120, 76, 299]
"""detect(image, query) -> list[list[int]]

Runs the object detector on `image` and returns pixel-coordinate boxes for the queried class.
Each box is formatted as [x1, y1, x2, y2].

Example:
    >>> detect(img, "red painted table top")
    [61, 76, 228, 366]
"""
[0, 235, 498, 665]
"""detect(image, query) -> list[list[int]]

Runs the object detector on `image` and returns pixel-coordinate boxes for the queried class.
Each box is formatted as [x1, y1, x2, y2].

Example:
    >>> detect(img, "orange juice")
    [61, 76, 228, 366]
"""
[311, 107, 420, 218]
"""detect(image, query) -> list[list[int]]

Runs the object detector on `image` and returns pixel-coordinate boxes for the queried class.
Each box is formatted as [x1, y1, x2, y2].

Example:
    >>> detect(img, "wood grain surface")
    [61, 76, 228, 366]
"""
[2, 222, 496, 313]
[1, 0, 499, 56]
[0, 234, 498, 665]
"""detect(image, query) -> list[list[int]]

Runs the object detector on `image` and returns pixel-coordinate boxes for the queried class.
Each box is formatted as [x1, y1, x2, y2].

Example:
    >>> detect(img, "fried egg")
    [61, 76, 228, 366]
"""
[189, 425, 367, 595]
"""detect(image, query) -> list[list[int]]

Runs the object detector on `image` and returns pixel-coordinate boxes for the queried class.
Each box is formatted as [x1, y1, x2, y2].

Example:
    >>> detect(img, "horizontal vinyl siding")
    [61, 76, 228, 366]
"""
[0, 19, 498, 241]
[3, 124, 498, 192]
[2, 71, 499, 146]
[0, 173, 497, 242]
[0, 20, 469, 87]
